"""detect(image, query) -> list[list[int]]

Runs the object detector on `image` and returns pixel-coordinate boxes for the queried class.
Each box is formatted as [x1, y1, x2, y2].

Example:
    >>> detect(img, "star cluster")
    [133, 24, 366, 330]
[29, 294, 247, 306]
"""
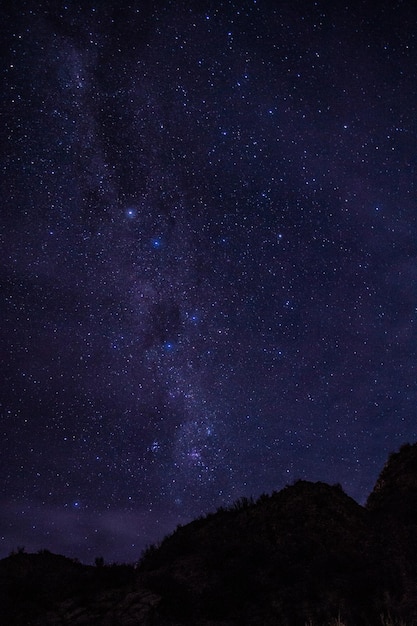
[1, 0, 417, 563]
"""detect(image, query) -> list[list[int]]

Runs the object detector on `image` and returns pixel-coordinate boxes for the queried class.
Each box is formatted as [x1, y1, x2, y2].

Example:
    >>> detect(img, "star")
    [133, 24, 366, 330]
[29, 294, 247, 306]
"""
[151, 237, 163, 248]
[125, 208, 137, 219]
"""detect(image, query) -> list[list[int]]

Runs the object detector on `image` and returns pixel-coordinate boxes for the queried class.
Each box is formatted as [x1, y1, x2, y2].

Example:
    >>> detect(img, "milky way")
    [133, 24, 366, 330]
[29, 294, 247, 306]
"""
[2, 0, 417, 563]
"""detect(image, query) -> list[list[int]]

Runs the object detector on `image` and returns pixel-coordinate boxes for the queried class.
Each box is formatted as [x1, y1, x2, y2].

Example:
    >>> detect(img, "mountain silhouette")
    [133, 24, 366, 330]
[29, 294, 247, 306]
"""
[2, 443, 417, 625]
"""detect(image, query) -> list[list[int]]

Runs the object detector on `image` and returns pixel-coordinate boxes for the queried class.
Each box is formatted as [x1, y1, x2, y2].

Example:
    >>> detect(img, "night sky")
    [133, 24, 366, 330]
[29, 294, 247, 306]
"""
[2, 0, 417, 564]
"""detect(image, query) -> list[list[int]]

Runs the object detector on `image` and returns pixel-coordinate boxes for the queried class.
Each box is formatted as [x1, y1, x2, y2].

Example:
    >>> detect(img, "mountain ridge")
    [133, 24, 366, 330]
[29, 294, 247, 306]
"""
[2, 443, 417, 625]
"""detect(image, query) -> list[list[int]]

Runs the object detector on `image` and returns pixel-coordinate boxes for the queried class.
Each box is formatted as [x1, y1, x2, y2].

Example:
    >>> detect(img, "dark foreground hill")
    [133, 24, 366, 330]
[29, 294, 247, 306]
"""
[2, 443, 417, 625]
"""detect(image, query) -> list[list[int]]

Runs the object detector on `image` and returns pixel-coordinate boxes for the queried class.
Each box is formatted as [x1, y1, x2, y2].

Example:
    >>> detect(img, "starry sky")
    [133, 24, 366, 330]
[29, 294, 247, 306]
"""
[2, 0, 417, 564]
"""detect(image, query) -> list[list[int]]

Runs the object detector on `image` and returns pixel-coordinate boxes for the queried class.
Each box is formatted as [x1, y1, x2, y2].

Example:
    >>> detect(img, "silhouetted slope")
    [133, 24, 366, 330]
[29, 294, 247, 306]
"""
[0, 551, 89, 625]
[366, 442, 417, 622]
[0, 550, 137, 626]
[3, 444, 417, 625]
[367, 442, 417, 522]
[138, 482, 380, 625]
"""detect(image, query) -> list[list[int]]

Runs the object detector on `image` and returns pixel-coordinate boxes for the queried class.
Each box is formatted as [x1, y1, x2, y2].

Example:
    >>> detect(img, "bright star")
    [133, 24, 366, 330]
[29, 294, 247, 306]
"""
[125, 207, 137, 219]
[152, 237, 162, 248]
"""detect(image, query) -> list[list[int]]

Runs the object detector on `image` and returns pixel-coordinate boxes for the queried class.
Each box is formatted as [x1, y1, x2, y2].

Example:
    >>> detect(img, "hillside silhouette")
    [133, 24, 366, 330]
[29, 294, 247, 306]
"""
[2, 443, 417, 625]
